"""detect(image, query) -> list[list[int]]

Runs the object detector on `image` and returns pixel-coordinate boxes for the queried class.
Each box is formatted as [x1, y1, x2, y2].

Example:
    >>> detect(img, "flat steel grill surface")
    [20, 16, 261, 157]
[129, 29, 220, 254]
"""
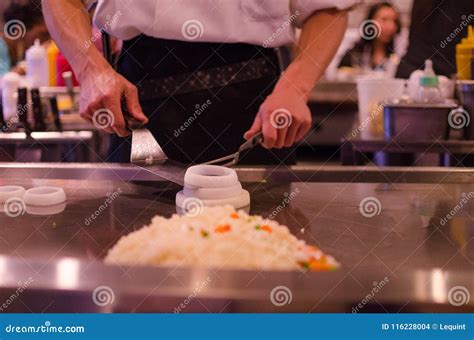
[0, 164, 472, 312]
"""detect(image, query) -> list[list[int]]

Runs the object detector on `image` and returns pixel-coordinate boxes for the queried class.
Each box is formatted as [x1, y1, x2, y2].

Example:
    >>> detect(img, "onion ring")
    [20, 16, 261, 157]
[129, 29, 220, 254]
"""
[26, 202, 67, 216]
[176, 189, 250, 209]
[183, 183, 242, 200]
[0, 186, 25, 203]
[23, 187, 66, 206]
[184, 165, 238, 188]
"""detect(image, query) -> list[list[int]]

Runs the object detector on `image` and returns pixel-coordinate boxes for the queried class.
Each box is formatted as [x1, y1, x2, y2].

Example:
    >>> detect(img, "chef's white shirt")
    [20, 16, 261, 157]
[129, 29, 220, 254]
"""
[86, 0, 358, 47]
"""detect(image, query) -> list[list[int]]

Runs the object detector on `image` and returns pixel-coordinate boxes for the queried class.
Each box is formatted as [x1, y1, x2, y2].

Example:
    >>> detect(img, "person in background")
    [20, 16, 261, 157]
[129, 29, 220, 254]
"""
[0, 0, 50, 76]
[338, 2, 400, 72]
[396, 0, 474, 78]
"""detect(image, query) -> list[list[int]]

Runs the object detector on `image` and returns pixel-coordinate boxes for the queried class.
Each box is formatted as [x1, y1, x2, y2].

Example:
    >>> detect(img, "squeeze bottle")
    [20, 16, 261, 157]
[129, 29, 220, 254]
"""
[415, 60, 443, 104]
[26, 39, 49, 88]
[456, 25, 474, 80]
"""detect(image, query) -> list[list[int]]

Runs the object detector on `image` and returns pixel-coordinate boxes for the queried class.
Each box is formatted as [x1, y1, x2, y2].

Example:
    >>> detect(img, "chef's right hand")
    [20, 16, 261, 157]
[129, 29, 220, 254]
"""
[78, 69, 148, 137]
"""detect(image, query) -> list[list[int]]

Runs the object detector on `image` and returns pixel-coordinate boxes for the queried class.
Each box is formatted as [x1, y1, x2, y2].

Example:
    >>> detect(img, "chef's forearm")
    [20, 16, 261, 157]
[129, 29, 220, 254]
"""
[275, 8, 348, 100]
[41, 0, 112, 80]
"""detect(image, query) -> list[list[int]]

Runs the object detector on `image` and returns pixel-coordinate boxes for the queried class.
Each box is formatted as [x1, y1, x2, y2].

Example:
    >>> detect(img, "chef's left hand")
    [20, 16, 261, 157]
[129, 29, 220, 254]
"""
[244, 87, 312, 149]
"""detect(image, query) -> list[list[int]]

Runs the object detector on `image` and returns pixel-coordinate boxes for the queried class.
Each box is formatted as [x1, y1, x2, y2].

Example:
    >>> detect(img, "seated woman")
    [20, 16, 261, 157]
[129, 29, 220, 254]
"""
[0, 0, 50, 76]
[338, 2, 400, 72]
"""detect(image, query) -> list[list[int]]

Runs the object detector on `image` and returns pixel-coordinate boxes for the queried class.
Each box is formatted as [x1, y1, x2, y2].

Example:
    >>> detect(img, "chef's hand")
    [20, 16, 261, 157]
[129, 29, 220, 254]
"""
[79, 69, 148, 137]
[245, 8, 349, 149]
[244, 87, 312, 149]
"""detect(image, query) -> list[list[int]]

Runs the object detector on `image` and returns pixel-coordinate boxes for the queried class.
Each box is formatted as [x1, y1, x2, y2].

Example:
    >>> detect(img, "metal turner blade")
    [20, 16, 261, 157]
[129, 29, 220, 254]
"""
[126, 116, 186, 186]
[129, 124, 167, 166]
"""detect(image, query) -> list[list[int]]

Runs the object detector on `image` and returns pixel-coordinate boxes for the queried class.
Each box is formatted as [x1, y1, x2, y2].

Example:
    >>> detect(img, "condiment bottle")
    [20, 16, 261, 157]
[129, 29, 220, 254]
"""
[1, 72, 20, 121]
[26, 39, 49, 88]
[46, 41, 59, 86]
[55, 51, 79, 86]
[456, 25, 474, 80]
[415, 59, 443, 104]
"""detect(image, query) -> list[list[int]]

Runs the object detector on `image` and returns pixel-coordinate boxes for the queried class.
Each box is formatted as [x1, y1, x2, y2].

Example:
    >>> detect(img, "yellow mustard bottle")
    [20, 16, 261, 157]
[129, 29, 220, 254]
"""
[46, 41, 59, 86]
[456, 25, 474, 80]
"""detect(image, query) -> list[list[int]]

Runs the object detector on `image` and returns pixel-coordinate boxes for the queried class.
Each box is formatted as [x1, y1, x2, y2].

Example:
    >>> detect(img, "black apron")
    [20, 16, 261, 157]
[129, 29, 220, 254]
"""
[108, 35, 296, 165]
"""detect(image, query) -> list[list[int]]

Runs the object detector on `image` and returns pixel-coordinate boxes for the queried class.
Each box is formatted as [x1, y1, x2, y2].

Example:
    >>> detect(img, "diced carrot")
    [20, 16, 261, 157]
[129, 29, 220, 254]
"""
[260, 225, 272, 233]
[214, 224, 231, 233]
[308, 259, 332, 271]
[230, 213, 239, 219]
[299, 258, 334, 271]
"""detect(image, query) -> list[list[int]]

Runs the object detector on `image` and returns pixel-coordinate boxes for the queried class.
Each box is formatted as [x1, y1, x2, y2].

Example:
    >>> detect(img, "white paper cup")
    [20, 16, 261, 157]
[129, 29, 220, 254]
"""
[355, 77, 406, 139]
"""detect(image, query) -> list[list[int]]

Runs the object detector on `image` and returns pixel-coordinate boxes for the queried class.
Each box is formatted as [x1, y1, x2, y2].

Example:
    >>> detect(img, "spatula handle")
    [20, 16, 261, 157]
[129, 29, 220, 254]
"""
[121, 100, 145, 130]
[125, 116, 145, 130]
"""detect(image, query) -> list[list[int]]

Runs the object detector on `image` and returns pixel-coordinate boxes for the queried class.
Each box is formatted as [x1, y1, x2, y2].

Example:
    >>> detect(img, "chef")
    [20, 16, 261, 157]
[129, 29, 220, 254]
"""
[42, 0, 357, 164]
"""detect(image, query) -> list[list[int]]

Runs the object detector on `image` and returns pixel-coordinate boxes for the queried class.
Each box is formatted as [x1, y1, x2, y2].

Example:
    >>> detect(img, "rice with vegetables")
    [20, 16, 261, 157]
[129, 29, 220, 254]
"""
[105, 205, 339, 271]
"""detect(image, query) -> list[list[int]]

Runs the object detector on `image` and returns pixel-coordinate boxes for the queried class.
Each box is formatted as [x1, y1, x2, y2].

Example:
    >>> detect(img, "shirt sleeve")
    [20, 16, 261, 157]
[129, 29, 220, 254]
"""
[0, 38, 11, 77]
[290, 0, 361, 27]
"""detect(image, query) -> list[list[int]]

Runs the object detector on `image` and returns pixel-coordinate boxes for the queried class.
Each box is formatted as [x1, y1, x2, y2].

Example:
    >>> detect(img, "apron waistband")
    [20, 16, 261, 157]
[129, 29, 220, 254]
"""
[136, 57, 279, 101]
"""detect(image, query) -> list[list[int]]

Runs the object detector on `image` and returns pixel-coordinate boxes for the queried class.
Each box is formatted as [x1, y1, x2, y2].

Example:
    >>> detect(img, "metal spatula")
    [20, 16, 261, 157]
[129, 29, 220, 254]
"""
[126, 117, 187, 186]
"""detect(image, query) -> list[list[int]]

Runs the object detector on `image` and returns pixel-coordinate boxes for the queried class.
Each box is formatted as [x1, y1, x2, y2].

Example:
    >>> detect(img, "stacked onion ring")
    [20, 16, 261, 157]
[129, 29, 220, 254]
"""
[176, 165, 250, 209]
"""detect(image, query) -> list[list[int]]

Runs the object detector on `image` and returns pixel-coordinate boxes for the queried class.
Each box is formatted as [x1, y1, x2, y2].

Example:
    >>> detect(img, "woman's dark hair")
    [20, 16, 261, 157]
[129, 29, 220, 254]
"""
[3, 0, 44, 30]
[356, 2, 401, 57]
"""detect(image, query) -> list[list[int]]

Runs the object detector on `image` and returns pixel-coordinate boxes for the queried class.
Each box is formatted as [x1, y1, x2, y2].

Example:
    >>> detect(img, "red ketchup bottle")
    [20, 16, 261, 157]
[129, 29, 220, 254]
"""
[55, 51, 79, 86]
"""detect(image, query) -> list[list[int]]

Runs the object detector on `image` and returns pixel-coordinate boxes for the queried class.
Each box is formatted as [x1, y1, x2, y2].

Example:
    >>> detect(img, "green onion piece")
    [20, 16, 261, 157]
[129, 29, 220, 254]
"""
[255, 224, 261, 230]
[302, 262, 310, 269]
